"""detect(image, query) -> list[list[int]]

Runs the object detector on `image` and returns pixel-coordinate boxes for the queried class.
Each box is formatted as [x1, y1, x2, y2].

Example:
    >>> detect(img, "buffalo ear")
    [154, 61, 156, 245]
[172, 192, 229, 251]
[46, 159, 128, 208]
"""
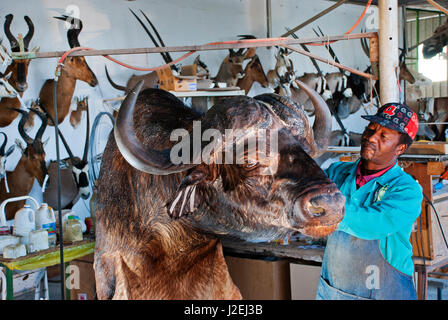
[166, 166, 212, 219]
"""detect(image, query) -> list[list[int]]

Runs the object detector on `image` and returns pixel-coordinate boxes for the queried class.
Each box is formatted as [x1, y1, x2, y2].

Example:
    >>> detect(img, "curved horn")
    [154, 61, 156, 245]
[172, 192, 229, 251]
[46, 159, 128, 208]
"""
[11, 108, 33, 144]
[139, 9, 175, 65]
[104, 66, 126, 91]
[4, 14, 19, 51]
[295, 80, 332, 158]
[30, 108, 48, 142]
[82, 97, 90, 162]
[0, 132, 7, 155]
[114, 80, 198, 175]
[23, 16, 34, 51]
[129, 8, 171, 66]
[38, 102, 76, 161]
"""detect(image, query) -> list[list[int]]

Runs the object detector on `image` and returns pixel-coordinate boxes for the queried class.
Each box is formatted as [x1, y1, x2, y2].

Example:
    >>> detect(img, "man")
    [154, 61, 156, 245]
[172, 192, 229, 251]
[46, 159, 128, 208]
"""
[316, 102, 423, 300]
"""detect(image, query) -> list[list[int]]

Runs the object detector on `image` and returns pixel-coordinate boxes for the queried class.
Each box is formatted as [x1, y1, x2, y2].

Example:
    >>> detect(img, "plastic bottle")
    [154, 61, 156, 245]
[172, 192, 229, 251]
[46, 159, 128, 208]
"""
[35, 203, 57, 247]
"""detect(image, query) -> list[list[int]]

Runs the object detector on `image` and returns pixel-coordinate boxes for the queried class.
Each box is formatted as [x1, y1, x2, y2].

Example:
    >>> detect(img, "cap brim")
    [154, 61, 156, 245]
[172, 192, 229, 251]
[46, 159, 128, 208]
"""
[360, 115, 406, 135]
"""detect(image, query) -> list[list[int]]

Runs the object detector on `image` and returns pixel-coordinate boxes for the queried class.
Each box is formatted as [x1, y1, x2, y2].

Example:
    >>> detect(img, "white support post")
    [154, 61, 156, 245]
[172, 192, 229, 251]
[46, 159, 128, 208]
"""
[379, 0, 400, 103]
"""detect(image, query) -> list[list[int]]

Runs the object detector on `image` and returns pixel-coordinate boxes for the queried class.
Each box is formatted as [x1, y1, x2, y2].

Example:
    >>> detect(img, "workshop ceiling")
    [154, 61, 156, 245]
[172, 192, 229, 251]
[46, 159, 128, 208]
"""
[329, 0, 448, 9]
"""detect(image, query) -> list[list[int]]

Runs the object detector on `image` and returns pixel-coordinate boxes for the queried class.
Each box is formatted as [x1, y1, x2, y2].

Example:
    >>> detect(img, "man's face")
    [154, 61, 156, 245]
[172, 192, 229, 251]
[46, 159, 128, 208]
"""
[360, 122, 407, 170]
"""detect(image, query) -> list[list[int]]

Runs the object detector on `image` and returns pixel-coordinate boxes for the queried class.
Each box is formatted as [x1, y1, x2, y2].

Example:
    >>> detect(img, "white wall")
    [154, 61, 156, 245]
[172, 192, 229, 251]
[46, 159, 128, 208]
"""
[0, 0, 380, 220]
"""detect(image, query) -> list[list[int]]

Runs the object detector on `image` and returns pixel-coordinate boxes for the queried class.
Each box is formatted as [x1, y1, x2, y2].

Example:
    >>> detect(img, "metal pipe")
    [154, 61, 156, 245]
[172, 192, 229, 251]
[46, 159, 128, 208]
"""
[266, 0, 272, 39]
[379, 0, 399, 103]
[11, 32, 378, 60]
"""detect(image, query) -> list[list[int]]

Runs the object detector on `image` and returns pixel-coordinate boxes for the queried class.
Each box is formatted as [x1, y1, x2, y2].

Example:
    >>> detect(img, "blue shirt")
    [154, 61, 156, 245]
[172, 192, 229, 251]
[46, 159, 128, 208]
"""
[325, 159, 423, 276]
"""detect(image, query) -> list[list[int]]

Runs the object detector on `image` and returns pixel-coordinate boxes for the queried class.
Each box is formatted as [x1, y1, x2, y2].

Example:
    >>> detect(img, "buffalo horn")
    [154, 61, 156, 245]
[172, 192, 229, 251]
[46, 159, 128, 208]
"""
[295, 80, 332, 158]
[114, 80, 199, 175]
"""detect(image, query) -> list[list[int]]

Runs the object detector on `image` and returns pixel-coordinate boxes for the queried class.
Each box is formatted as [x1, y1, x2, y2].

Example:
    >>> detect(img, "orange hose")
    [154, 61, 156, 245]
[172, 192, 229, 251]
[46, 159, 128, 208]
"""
[55, 0, 373, 73]
[306, 0, 372, 47]
[426, 0, 448, 15]
[56, 37, 294, 72]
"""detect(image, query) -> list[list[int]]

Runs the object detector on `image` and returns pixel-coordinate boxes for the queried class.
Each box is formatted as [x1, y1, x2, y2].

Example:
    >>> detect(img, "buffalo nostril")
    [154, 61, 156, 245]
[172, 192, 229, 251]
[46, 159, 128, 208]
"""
[307, 202, 326, 217]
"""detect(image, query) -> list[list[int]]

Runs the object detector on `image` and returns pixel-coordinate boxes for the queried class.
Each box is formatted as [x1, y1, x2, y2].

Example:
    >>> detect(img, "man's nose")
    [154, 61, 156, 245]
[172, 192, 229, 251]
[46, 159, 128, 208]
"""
[364, 130, 378, 143]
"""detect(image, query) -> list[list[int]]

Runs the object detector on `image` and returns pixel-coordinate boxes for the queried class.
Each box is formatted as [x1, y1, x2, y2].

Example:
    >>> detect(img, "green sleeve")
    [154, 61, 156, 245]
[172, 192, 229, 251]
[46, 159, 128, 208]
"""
[338, 183, 423, 240]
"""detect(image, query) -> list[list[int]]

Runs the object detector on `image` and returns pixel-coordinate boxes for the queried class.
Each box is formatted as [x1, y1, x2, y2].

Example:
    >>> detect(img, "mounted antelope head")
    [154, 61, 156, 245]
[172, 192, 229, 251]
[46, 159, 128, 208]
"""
[0, 15, 38, 127]
[1, 108, 48, 220]
[212, 38, 254, 88]
[193, 55, 210, 79]
[422, 19, 448, 59]
[41, 100, 91, 202]
[38, 15, 97, 126]
[70, 96, 89, 129]
[3, 14, 38, 93]
[267, 47, 298, 96]
[237, 54, 269, 94]
[0, 132, 15, 180]
[0, 71, 17, 100]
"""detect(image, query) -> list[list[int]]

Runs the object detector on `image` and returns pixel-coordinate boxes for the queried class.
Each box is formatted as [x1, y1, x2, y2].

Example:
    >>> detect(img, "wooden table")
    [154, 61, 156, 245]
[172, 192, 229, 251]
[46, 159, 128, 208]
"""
[222, 239, 324, 266]
[0, 238, 95, 300]
[170, 88, 245, 113]
[401, 154, 448, 300]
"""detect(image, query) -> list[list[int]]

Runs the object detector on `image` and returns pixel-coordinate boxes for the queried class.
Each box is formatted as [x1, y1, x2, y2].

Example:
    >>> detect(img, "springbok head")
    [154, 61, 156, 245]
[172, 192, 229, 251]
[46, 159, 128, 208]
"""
[227, 48, 246, 78]
[0, 132, 15, 180]
[53, 15, 98, 87]
[194, 55, 210, 78]
[51, 98, 91, 199]
[4, 14, 39, 93]
[0, 71, 17, 100]
[70, 96, 88, 129]
[13, 108, 49, 186]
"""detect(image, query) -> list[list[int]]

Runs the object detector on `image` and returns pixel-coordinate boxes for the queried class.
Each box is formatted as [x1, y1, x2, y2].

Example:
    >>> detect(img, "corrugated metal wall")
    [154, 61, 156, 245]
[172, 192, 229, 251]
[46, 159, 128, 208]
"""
[406, 9, 447, 98]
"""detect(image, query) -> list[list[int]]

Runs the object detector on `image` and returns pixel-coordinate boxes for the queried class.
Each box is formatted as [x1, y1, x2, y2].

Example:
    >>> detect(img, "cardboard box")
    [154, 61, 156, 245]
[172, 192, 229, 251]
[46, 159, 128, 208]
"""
[69, 253, 96, 300]
[289, 263, 321, 300]
[224, 255, 291, 300]
[157, 66, 197, 92]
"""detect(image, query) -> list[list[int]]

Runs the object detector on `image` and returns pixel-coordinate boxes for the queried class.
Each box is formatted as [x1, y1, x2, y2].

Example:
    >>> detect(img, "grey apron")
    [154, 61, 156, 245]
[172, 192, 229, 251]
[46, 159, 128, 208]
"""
[316, 230, 417, 300]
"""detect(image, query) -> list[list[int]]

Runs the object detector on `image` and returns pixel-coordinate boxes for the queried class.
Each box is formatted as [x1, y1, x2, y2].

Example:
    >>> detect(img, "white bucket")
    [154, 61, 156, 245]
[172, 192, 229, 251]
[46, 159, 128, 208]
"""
[27, 229, 49, 253]
[13, 205, 36, 237]
[0, 235, 20, 252]
[35, 203, 56, 233]
[3, 243, 26, 259]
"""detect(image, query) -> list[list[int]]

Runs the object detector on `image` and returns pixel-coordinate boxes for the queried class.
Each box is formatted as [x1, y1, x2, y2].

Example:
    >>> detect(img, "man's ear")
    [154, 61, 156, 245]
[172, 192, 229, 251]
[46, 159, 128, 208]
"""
[396, 143, 408, 157]
[167, 165, 217, 219]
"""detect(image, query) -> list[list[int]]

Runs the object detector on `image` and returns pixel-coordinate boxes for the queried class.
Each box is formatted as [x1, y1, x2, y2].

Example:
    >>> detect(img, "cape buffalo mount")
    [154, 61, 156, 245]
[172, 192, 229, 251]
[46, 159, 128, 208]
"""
[94, 80, 345, 299]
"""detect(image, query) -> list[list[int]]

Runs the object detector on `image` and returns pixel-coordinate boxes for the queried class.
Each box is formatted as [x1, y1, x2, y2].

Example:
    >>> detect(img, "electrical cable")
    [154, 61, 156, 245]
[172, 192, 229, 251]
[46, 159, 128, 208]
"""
[418, 191, 448, 299]
[422, 192, 448, 250]
[52, 78, 65, 300]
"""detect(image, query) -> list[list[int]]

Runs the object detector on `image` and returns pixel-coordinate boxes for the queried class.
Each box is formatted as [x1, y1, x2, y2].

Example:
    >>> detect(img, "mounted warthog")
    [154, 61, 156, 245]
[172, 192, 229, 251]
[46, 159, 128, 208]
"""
[94, 79, 345, 299]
